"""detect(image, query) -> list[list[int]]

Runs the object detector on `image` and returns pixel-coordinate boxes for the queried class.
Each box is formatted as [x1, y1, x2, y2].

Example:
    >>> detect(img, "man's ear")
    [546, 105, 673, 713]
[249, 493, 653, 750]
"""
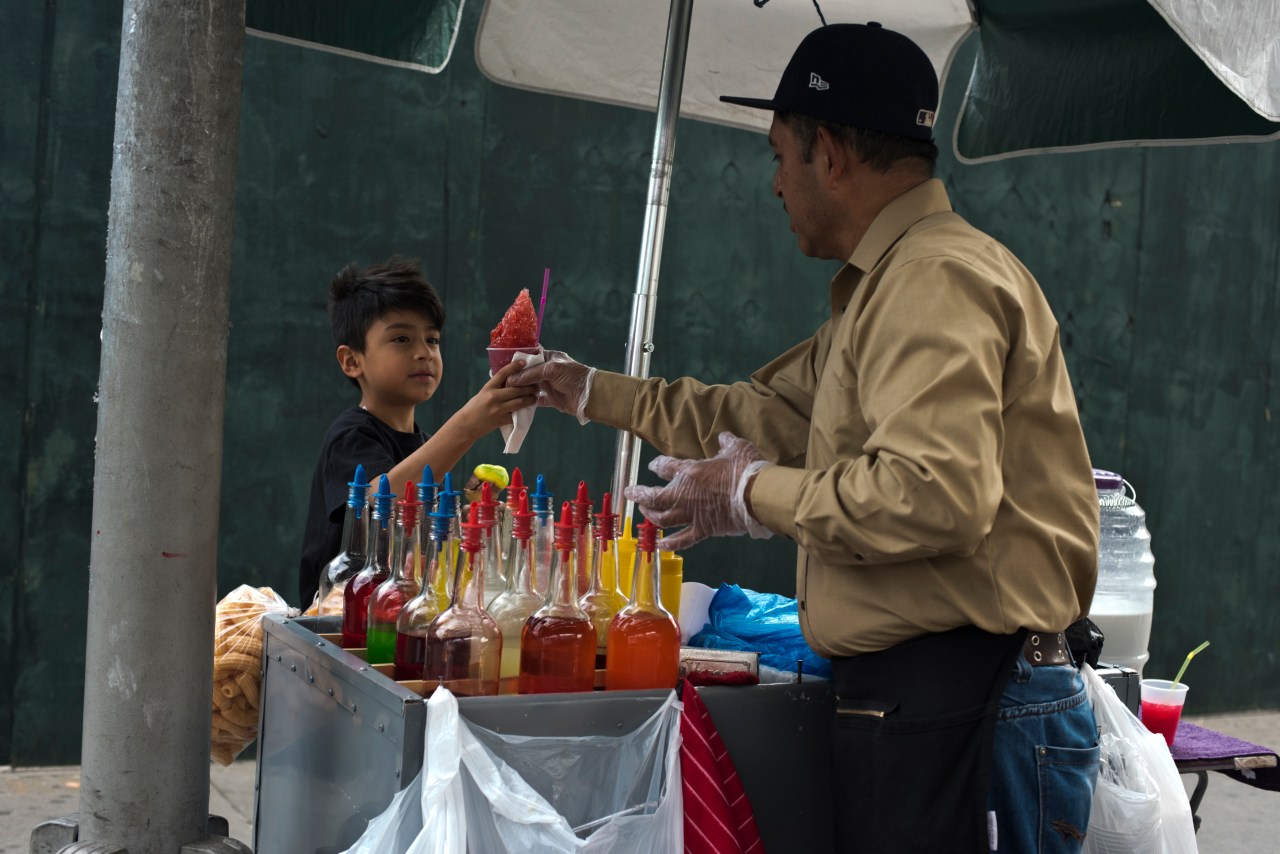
[816, 126, 849, 186]
[336, 344, 362, 379]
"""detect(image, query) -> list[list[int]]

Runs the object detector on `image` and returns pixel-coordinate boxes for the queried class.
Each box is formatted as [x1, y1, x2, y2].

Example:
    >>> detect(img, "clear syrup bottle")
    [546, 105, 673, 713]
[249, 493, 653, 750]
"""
[365, 483, 423, 665]
[341, 475, 395, 649]
[316, 464, 371, 616]
[424, 502, 502, 696]
[488, 492, 542, 681]
[579, 492, 627, 669]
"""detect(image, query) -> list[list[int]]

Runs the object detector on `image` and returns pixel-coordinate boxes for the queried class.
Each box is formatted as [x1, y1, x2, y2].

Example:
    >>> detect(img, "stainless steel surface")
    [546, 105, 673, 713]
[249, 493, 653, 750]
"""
[254, 615, 427, 854]
[611, 0, 695, 521]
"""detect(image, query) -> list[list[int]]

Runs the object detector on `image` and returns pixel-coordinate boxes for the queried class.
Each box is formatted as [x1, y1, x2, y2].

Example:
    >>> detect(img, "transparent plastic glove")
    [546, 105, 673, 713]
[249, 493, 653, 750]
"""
[625, 431, 773, 551]
[505, 349, 594, 425]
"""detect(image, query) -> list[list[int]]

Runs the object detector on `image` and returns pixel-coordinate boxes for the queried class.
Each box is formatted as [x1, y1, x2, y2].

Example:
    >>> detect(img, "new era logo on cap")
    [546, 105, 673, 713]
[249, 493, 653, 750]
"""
[916, 109, 935, 128]
[809, 73, 829, 91]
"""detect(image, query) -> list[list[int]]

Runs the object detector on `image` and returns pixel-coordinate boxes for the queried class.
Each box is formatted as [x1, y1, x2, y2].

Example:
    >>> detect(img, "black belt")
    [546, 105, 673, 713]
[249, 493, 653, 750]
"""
[1023, 630, 1071, 666]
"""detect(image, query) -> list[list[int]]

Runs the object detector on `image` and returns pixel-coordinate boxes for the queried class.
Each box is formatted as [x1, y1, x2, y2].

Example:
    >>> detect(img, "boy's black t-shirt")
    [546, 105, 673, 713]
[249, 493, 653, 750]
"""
[298, 406, 427, 607]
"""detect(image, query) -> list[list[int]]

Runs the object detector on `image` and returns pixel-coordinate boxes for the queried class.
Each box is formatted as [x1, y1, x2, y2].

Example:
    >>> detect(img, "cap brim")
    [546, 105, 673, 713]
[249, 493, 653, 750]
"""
[718, 95, 778, 111]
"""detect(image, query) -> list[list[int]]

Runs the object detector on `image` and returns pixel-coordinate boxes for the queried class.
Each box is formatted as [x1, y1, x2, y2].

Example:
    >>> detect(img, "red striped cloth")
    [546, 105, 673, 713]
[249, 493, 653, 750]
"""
[680, 681, 764, 854]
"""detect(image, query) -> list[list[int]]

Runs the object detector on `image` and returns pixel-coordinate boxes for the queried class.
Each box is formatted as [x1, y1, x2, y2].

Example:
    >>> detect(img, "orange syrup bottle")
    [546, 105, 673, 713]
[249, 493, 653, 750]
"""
[519, 502, 596, 694]
[604, 518, 680, 690]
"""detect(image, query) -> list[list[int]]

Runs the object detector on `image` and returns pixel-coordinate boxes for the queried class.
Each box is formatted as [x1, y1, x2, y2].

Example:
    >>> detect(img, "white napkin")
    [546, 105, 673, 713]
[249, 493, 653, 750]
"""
[494, 348, 544, 454]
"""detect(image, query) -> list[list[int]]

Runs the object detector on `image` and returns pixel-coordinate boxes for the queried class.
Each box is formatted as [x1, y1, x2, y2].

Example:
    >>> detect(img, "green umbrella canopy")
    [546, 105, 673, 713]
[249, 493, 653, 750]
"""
[247, 0, 1279, 160]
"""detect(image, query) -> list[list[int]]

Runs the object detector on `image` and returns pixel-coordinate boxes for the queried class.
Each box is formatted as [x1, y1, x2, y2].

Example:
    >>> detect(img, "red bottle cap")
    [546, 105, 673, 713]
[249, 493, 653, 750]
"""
[637, 518, 659, 552]
[460, 503, 484, 552]
[571, 480, 592, 527]
[554, 501, 577, 549]
[506, 467, 525, 509]
[397, 482, 422, 529]
[477, 481, 498, 526]
[593, 492, 617, 541]
[512, 492, 534, 540]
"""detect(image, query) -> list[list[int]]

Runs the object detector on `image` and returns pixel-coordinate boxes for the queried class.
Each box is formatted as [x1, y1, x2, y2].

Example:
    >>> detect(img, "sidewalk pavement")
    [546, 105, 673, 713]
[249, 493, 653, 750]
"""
[2, 710, 1277, 852]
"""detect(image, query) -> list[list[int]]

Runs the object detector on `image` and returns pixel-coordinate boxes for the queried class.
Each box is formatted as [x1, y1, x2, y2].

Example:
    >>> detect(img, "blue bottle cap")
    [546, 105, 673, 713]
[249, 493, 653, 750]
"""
[346, 464, 370, 509]
[417, 464, 439, 509]
[372, 475, 396, 523]
[437, 472, 461, 517]
[530, 473, 554, 516]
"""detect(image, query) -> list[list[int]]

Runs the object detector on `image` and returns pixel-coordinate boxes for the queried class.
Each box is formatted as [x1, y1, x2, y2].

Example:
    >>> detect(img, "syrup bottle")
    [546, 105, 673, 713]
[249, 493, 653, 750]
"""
[365, 483, 423, 665]
[604, 518, 680, 690]
[475, 481, 505, 609]
[579, 492, 628, 669]
[520, 502, 596, 694]
[394, 506, 453, 680]
[434, 473, 462, 601]
[498, 467, 526, 575]
[341, 476, 395, 649]
[316, 464, 371, 616]
[570, 481, 594, 597]
[424, 503, 502, 696]
[488, 492, 541, 680]
[529, 474, 555, 596]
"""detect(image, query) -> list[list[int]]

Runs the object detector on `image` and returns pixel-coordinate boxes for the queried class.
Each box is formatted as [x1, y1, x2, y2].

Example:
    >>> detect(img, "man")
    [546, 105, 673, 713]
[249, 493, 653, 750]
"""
[511, 23, 1100, 853]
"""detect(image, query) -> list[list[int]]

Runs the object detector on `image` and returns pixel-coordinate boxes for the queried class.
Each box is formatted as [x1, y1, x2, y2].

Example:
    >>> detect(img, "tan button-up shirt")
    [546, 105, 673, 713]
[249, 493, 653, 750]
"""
[587, 179, 1098, 657]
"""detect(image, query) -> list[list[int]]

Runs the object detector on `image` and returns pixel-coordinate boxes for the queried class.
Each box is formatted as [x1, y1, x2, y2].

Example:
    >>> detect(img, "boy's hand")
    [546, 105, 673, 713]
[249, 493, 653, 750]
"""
[506, 349, 594, 425]
[455, 361, 540, 439]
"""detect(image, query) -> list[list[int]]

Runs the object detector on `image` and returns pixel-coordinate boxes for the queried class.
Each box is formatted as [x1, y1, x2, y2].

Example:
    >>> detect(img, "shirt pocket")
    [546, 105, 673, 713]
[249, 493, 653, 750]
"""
[809, 379, 871, 466]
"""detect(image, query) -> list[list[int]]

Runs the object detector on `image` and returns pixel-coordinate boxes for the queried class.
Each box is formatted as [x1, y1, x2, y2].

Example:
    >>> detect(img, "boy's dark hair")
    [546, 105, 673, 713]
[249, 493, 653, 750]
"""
[778, 111, 938, 175]
[328, 256, 445, 388]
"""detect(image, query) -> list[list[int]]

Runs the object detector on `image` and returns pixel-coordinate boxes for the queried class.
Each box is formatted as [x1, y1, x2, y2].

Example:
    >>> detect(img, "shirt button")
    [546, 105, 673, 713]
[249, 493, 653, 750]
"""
[799, 600, 806, 611]
[854, 553, 865, 561]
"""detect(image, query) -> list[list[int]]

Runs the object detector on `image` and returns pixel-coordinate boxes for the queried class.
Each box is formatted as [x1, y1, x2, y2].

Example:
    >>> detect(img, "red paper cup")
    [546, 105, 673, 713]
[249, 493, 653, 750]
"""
[487, 345, 541, 372]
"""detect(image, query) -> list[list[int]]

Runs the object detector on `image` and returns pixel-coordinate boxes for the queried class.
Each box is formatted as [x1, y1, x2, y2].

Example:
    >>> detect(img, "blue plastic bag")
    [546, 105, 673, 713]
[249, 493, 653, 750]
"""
[686, 583, 833, 679]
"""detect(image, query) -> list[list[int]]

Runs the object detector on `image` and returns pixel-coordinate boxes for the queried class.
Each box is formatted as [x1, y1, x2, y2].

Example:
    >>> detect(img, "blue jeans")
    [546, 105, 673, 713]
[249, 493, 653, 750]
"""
[987, 658, 1100, 852]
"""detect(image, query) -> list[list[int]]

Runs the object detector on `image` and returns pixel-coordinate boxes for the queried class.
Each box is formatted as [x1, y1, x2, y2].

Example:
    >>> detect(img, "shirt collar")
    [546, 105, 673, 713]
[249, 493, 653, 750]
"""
[829, 178, 953, 318]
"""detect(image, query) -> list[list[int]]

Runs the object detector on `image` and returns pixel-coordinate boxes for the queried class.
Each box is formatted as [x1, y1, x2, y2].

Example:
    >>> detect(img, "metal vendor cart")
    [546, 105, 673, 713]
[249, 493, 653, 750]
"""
[254, 614, 842, 852]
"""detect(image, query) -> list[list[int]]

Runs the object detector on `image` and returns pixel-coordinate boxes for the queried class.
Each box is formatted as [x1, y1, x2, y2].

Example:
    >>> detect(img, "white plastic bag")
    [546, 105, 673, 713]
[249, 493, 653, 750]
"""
[343, 687, 682, 853]
[1081, 664, 1198, 854]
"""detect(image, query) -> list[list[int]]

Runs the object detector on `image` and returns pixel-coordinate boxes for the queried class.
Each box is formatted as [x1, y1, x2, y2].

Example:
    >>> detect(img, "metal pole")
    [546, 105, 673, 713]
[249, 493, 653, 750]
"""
[69, 0, 246, 851]
[610, 0, 695, 523]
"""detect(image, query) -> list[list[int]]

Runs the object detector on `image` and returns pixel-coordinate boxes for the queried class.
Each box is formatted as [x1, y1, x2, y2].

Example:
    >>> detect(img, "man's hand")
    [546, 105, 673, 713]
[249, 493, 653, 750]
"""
[505, 349, 595, 425]
[453, 360, 539, 439]
[625, 432, 773, 551]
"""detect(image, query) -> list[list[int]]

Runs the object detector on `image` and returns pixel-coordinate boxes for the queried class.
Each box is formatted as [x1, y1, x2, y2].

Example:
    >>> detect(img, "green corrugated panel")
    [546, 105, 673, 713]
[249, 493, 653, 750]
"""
[958, 0, 1280, 160]
[245, 0, 463, 72]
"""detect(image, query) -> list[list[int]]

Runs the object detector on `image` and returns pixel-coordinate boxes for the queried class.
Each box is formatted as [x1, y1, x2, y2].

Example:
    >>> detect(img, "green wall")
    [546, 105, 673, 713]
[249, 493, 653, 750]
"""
[2, 1, 1276, 764]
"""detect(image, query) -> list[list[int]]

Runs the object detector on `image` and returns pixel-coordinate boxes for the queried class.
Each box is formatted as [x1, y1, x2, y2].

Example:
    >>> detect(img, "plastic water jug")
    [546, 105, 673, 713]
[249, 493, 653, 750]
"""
[1087, 469, 1157, 677]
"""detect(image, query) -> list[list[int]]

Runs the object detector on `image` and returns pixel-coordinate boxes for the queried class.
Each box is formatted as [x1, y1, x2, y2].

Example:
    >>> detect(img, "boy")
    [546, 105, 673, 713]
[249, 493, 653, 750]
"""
[298, 257, 536, 606]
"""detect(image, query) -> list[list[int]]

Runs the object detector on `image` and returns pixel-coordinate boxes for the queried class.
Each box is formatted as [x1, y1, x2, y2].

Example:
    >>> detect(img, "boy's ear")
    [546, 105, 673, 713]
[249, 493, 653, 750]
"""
[336, 344, 363, 379]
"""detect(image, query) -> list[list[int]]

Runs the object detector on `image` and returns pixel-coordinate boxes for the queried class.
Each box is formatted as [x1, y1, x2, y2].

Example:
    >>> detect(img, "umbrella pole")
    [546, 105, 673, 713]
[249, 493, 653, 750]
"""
[611, 0, 695, 524]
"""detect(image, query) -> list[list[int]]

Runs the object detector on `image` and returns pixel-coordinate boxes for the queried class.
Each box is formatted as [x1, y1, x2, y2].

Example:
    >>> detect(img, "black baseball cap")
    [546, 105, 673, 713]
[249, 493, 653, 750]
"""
[719, 23, 938, 141]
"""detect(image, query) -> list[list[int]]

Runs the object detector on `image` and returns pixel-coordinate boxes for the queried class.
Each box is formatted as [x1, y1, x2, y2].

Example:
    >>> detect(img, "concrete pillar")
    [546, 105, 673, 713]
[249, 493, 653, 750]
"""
[72, 0, 245, 851]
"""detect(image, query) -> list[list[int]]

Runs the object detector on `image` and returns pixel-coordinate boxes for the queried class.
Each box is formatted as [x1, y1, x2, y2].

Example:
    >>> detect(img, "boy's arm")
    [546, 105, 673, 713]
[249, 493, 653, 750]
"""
[372, 361, 537, 490]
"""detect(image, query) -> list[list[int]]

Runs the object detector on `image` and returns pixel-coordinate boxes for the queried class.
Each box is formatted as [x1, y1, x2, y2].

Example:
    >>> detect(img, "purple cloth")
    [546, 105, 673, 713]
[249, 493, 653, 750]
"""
[1170, 721, 1280, 792]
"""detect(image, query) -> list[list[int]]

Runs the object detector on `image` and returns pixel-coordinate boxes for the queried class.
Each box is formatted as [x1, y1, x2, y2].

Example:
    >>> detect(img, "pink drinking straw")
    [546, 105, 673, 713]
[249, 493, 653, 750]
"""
[537, 267, 550, 338]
